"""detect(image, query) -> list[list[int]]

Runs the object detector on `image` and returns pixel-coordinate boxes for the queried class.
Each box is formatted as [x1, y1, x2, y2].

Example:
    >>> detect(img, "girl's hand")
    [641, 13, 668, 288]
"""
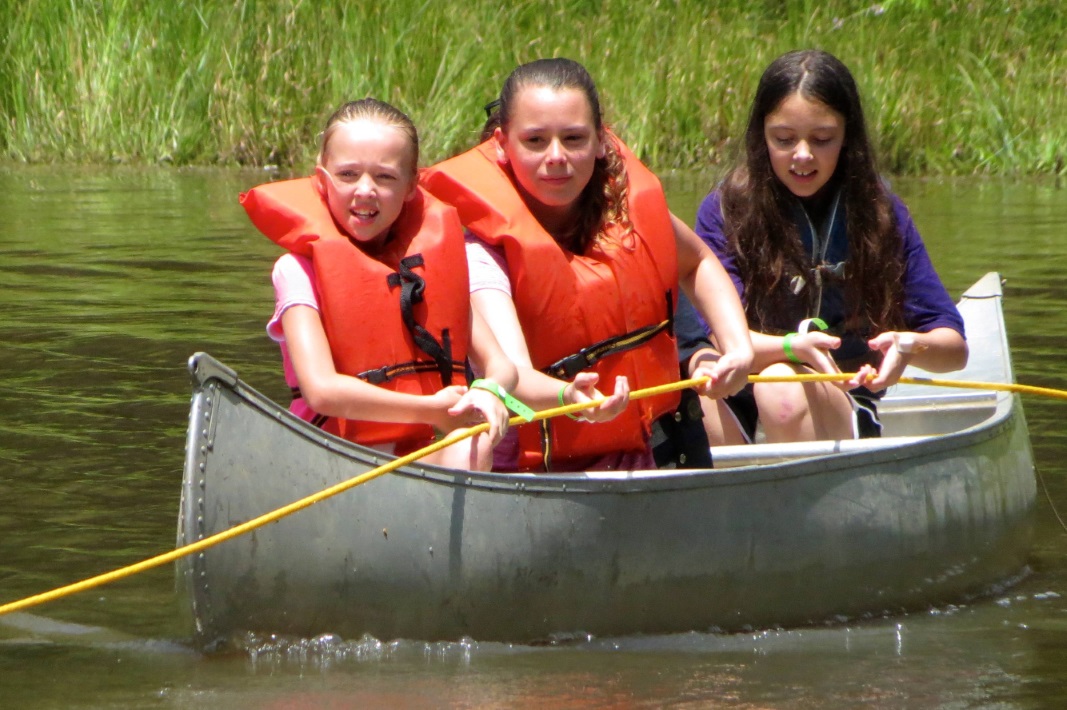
[786, 330, 847, 380]
[426, 385, 472, 433]
[863, 332, 913, 391]
[562, 372, 630, 423]
[689, 348, 751, 398]
[447, 386, 510, 445]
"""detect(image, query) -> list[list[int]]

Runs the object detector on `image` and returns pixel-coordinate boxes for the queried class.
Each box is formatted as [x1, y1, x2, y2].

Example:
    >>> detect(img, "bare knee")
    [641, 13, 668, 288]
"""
[430, 430, 493, 471]
[753, 382, 810, 430]
[700, 396, 747, 446]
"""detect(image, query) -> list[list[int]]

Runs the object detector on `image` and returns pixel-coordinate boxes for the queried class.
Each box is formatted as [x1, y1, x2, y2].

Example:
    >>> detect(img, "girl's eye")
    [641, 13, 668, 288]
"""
[377, 173, 397, 182]
[773, 137, 795, 148]
[523, 136, 545, 147]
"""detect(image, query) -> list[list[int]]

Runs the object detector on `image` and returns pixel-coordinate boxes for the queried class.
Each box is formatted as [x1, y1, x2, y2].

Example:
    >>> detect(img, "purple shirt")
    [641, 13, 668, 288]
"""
[694, 189, 965, 337]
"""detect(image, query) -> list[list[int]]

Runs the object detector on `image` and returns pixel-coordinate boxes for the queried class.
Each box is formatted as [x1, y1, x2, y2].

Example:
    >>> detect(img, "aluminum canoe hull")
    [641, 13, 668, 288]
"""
[176, 273, 1035, 645]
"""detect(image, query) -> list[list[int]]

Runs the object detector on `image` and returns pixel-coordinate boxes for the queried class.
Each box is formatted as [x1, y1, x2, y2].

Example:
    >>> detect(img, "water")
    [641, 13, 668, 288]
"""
[2, 165, 1067, 708]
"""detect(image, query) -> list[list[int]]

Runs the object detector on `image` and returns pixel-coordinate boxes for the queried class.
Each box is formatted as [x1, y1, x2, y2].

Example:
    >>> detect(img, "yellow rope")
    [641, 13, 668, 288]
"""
[0, 377, 703, 617]
[749, 372, 1067, 401]
[1, 370, 1062, 616]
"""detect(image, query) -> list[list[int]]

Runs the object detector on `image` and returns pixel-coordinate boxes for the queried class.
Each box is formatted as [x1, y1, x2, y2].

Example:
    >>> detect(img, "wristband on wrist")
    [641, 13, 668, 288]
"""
[469, 379, 535, 422]
[558, 385, 581, 420]
[797, 317, 828, 335]
[782, 332, 803, 364]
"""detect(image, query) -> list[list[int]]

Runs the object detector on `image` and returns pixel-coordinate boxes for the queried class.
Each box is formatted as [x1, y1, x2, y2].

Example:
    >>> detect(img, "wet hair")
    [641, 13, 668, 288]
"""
[482, 58, 630, 254]
[721, 49, 904, 334]
[318, 98, 419, 177]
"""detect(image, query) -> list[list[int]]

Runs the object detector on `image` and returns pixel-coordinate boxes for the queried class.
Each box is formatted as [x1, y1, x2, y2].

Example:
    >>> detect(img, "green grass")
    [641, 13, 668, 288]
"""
[1, 0, 1064, 175]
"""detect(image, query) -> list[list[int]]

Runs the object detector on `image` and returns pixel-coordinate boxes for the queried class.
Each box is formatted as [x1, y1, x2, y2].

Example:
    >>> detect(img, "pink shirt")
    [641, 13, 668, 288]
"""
[465, 234, 511, 295]
[267, 253, 320, 423]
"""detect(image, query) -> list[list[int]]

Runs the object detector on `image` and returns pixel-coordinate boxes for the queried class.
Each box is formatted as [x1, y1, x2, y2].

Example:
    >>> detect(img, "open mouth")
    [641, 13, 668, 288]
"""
[791, 168, 815, 178]
[351, 208, 379, 220]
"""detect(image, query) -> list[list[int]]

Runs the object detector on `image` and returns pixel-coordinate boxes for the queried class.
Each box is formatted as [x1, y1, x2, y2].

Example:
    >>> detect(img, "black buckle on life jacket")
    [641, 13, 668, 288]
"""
[357, 359, 466, 386]
[543, 291, 674, 379]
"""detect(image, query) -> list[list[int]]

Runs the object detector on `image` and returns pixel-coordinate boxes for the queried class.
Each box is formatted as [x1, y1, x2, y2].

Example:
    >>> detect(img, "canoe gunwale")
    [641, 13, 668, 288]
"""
[186, 351, 1018, 495]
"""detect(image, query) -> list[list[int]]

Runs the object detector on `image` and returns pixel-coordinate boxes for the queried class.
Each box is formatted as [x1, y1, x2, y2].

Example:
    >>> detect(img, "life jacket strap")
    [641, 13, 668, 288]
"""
[543, 291, 675, 380]
[355, 359, 467, 385]
[387, 254, 457, 387]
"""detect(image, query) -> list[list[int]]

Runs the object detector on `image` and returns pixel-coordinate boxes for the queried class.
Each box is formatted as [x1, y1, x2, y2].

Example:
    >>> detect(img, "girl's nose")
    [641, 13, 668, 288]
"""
[353, 174, 376, 195]
[794, 141, 812, 161]
[545, 138, 565, 164]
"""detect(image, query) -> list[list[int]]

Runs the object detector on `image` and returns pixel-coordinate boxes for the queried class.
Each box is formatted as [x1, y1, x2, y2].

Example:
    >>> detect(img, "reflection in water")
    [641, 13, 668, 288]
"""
[2, 166, 1067, 706]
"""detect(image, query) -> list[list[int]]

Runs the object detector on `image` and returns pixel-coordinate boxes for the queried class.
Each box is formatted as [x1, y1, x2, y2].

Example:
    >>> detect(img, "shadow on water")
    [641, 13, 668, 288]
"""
[3, 166, 1067, 706]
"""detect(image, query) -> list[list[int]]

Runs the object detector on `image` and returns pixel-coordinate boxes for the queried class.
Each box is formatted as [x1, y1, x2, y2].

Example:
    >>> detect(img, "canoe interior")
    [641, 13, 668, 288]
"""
[176, 272, 1036, 646]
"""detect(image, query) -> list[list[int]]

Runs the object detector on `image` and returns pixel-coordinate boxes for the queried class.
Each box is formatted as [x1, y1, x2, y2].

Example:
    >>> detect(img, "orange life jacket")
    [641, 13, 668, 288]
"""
[241, 178, 470, 452]
[422, 137, 680, 471]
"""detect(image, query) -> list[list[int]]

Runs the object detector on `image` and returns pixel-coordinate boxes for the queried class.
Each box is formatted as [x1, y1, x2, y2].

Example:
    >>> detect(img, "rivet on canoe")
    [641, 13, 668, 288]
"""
[199, 462, 205, 472]
[428, 546, 433, 555]
[198, 478, 205, 488]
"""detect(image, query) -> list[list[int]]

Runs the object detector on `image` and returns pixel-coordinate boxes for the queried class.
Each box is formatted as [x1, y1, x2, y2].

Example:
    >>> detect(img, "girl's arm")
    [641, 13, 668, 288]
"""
[864, 196, 968, 389]
[457, 306, 518, 441]
[282, 304, 468, 434]
[672, 213, 754, 396]
[467, 306, 519, 393]
[865, 326, 968, 391]
[470, 288, 629, 421]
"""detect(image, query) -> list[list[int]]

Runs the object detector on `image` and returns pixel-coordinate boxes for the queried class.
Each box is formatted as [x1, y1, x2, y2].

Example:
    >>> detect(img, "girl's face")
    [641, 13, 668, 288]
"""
[764, 92, 845, 199]
[316, 119, 417, 249]
[494, 86, 605, 227]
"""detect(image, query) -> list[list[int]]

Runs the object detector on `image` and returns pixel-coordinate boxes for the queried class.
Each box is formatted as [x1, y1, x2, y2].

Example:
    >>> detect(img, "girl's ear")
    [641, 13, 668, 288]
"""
[404, 174, 419, 202]
[596, 130, 607, 160]
[493, 127, 508, 165]
[313, 164, 329, 198]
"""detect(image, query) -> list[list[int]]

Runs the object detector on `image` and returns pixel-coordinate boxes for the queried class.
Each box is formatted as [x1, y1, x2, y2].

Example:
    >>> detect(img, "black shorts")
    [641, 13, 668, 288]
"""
[651, 388, 713, 469]
[723, 383, 882, 443]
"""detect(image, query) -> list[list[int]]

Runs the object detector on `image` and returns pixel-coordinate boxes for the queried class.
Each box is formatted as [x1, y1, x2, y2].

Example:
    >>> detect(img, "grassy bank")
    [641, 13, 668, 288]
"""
[1, 0, 1064, 175]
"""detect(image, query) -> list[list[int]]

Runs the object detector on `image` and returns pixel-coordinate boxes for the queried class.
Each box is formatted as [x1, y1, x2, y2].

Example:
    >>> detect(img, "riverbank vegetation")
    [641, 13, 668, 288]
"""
[1, 0, 1063, 175]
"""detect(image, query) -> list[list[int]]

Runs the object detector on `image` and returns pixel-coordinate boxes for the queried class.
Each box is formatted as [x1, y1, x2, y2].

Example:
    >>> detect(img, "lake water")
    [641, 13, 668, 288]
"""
[2, 165, 1066, 708]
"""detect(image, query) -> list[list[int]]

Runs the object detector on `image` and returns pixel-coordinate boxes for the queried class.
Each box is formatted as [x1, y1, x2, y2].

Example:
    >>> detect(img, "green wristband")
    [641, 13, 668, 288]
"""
[469, 379, 535, 422]
[798, 317, 828, 334]
[782, 332, 803, 364]
[558, 385, 581, 420]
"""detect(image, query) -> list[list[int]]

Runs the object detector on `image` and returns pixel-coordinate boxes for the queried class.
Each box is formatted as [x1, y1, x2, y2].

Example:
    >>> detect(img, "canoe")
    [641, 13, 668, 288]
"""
[176, 272, 1035, 647]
